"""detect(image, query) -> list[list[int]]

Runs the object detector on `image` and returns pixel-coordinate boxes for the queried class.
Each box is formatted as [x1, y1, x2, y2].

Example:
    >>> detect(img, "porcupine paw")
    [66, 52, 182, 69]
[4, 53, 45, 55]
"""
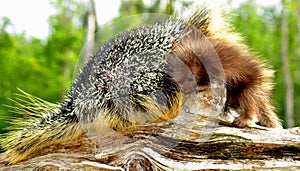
[233, 116, 258, 128]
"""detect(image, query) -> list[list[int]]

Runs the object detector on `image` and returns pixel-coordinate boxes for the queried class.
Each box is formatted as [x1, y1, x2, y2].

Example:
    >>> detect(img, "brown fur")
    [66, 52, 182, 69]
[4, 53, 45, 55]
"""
[172, 26, 282, 128]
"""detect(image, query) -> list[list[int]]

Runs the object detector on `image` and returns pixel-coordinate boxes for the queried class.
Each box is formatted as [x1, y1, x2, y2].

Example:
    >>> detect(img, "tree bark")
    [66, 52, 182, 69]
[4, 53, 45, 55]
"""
[281, 0, 294, 127]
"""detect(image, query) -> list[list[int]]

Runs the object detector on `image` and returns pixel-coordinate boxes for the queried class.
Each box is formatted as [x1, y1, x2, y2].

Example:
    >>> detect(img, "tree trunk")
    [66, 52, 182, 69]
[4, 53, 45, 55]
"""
[62, 48, 71, 99]
[281, 0, 294, 127]
[294, 1, 300, 65]
[61, 0, 72, 99]
[294, 1, 300, 124]
[84, 0, 96, 58]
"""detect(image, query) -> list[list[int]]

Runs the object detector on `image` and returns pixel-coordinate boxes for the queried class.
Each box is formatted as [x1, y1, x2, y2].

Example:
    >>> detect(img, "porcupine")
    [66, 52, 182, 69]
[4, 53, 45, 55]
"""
[0, 5, 282, 164]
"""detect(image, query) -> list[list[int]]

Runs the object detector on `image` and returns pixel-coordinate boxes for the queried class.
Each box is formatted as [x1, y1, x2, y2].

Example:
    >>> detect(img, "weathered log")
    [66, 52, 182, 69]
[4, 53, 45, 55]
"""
[1, 94, 299, 170]
[0, 113, 299, 171]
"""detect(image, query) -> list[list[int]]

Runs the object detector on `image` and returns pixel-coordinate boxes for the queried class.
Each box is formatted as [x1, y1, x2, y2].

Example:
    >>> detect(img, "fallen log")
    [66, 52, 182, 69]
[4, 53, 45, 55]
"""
[1, 110, 299, 171]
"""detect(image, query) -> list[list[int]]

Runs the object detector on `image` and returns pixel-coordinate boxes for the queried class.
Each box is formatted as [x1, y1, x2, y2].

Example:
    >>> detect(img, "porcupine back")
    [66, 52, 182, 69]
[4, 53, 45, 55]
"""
[70, 20, 192, 131]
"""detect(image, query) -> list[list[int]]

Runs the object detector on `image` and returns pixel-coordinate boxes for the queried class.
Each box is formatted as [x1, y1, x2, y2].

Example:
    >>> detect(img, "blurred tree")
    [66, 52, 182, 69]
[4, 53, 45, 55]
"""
[45, 0, 86, 99]
[281, 0, 294, 127]
[290, 0, 300, 125]
[83, 0, 96, 58]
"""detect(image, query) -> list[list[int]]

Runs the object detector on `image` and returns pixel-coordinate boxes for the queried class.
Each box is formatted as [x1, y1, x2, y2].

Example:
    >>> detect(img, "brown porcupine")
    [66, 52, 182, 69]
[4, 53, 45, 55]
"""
[0, 5, 281, 164]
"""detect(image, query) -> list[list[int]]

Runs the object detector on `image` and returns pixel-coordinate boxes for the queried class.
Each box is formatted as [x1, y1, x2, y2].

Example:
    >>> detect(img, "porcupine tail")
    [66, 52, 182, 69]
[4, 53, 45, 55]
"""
[0, 89, 82, 164]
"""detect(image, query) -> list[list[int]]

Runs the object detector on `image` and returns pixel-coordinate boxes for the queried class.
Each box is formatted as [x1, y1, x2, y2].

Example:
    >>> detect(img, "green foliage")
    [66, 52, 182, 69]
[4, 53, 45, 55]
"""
[0, 0, 86, 134]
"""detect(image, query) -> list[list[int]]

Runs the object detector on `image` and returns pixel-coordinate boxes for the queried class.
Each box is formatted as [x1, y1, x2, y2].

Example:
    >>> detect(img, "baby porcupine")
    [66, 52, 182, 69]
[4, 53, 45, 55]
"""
[1, 5, 282, 164]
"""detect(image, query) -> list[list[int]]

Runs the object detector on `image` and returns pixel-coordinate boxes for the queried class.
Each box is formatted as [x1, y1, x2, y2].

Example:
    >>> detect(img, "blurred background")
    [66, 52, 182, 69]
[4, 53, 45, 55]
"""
[0, 0, 299, 139]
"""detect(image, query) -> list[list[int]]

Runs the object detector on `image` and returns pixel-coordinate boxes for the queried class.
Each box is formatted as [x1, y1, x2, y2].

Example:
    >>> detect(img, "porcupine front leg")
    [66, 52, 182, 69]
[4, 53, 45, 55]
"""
[232, 88, 260, 128]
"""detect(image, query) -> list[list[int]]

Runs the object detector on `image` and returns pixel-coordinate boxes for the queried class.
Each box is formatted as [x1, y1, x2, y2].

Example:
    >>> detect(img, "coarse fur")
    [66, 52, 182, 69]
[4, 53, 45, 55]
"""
[1, 5, 281, 164]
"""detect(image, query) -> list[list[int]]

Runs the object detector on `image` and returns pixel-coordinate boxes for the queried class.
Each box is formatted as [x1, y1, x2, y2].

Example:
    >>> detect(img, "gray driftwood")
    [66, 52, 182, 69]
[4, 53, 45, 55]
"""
[1, 94, 299, 170]
[0, 118, 299, 170]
